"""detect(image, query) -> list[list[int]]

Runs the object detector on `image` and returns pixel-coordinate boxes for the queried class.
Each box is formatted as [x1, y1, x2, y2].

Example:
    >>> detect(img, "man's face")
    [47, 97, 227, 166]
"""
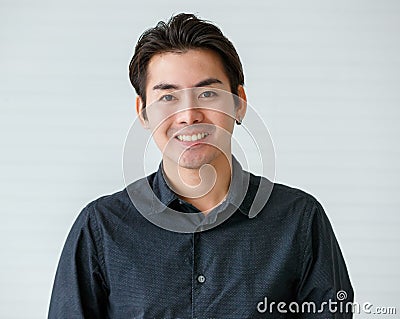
[137, 49, 245, 170]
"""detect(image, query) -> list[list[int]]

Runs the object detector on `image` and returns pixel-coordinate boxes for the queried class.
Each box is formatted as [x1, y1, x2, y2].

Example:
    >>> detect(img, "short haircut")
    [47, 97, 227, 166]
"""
[129, 13, 244, 109]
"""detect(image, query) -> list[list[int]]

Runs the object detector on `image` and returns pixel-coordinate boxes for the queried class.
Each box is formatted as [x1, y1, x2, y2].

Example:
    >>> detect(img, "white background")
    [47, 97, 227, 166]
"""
[1, 0, 399, 318]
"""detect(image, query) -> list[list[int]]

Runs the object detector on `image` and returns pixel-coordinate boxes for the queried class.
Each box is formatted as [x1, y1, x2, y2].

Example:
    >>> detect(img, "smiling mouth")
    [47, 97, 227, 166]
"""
[176, 132, 210, 142]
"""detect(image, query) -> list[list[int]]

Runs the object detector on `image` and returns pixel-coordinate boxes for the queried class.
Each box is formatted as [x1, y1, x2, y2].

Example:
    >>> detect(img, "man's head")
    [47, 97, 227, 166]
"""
[129, 13, 247, 171]
[129, 13, 244, 110]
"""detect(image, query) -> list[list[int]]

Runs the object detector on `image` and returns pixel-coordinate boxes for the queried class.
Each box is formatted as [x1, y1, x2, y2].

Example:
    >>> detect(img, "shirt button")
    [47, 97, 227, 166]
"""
[197, 275, 206, 283]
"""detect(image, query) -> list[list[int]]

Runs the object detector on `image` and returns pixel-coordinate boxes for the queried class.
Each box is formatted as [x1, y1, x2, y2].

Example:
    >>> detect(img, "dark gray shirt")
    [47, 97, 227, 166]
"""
[48, 157, 353, 318]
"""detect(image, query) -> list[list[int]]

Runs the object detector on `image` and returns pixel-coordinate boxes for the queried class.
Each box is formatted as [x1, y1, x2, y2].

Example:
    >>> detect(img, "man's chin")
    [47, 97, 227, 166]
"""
[177, 159, 210, 170]
[176, 153, 217, 170]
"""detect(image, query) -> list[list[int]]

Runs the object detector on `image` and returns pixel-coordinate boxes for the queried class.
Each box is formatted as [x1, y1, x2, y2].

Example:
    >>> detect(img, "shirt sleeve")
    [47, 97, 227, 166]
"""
[48, 204, 109, 319]
[296, 198, 354, 318]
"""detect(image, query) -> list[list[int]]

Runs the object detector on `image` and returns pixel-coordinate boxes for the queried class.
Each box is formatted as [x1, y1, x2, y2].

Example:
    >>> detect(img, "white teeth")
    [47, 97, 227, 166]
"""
[177, 133, 209, 142]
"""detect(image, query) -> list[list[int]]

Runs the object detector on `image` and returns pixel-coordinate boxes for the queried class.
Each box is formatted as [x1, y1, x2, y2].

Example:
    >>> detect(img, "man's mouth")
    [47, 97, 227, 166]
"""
[175, 132, 210, 142]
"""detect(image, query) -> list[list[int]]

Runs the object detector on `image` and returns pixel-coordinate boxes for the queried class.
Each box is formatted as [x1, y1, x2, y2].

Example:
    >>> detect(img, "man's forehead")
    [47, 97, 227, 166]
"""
[146, 49, 229, 91]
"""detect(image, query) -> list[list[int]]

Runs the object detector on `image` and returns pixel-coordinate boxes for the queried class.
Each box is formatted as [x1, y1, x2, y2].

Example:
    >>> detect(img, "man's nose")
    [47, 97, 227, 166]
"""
[175, 100, 204, 124]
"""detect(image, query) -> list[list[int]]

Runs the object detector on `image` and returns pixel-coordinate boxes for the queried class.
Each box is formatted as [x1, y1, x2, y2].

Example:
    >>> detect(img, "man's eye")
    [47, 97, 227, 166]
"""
[160, 94, 175, 102]
[199, 91, 217, 98]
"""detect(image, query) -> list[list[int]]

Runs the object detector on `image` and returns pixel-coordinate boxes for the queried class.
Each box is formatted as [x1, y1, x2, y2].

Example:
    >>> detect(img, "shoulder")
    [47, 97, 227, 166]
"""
[248, 171, 321, 208]
[250, 173, 326, 224]
[76, 186, 138, 231]
[85, 188, 132, 213]
[269, 181, 320, 208]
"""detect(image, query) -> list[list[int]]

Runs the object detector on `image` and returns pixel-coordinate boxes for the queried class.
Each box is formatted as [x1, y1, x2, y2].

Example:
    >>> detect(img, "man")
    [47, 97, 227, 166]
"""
[48, 13, 354, 318]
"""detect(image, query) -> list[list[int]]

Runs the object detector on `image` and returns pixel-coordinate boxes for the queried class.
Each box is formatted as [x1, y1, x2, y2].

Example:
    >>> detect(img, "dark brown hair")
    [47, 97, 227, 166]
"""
[129, 13, 244, 108]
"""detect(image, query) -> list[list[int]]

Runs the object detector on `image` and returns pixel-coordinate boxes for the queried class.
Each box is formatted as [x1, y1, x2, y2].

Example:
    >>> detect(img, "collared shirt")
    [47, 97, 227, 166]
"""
[48, 157, 354, 318]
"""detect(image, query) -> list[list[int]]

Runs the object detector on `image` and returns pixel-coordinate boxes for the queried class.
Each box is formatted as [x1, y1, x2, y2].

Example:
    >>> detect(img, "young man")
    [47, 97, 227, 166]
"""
[48, 13, 354, 318]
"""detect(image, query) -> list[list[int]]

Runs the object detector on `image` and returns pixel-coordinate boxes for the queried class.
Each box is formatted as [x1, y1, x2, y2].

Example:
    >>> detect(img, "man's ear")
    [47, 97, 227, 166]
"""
[136, 96, 149, 129]
[236, 85, 247, 122]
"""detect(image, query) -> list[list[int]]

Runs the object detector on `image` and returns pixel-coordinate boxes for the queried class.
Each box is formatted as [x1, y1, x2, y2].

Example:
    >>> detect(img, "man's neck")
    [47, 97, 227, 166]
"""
[162, 154, 232, 214]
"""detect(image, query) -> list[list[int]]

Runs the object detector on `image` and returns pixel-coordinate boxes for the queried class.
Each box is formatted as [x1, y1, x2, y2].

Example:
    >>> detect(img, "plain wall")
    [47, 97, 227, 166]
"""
[1, 0, 399, 318]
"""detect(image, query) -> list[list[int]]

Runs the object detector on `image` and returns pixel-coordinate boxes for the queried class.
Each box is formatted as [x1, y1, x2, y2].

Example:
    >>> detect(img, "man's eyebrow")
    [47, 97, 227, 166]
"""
[152, 83, 180, 90]
[194, 78, 223, 87]
[152, 78, 223, 91]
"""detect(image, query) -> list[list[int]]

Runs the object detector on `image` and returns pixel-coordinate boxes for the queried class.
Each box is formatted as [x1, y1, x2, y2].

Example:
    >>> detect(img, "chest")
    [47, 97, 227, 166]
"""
[102, 215, 301, 318]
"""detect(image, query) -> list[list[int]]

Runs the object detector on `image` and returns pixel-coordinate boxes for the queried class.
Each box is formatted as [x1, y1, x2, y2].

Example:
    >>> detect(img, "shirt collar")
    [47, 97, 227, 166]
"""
[151, 155, 257, 218]
[151, 162, 177, 208]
